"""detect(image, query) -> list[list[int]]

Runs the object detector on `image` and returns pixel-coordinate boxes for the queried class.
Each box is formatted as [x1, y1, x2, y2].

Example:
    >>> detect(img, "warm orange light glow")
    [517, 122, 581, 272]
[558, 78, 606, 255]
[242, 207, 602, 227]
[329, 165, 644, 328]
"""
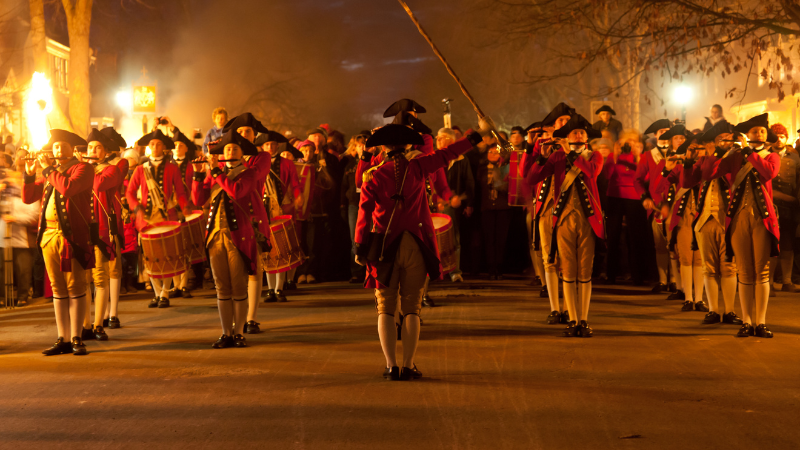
[25, 72, 53, 150]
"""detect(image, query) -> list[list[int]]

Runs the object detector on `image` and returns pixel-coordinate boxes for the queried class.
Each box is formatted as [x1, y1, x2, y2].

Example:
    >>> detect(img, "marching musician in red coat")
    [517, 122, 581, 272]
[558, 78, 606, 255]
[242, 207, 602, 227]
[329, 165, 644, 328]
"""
[520, 102, 574, 324]
[23, 130, 95, 356]
[125, 129, 188, 308]
[525, 114, 604, 338]
[171, 128, 200, 299]
[80, 129, 126, 341]
[703, 113, 780, 338]
[634, 119, 676, 294]
[355, 120, 486, 381]
[100, 127, 129, 329]
[255, 131, 304, 304]
[192, 130, 272, 348]
[222, 112, 273, 334]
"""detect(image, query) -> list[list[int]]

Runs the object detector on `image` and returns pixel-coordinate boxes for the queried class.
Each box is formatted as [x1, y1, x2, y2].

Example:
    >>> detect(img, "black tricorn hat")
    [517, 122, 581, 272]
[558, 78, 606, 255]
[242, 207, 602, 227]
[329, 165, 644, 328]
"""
[659, 124, 691, 141]
[254, 130, 289, 147]
[137, 129, 175, 150]
[42, 129, 87, 150]
[366, 124, 425, 147]
[209, 129, 258, 156]
[734, 113, 769, 134]
[282, 143, 304, 160]
[675, 133, 701, 155]
[86, 128, 120, 154]
[699, 120, 737, 143]
[644, 119, 673, 135]
[222, 112, 270, 134]
[595, 105, 616, 115]
[100, 127, 127, 149]
[392, 111, 432, 135]
[541, 102, 576, 127]
[524, 121, 543, 132]
[552, 114, 602, 139]
[172, 129, 198, 153]
[383, 98, 426, 118]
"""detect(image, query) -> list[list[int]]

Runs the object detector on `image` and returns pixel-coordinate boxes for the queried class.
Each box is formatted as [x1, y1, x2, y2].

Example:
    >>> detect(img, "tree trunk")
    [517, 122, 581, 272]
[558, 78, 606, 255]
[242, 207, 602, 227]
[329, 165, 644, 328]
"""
[28, 0, 47, 73]
[62, 0, 93, 138]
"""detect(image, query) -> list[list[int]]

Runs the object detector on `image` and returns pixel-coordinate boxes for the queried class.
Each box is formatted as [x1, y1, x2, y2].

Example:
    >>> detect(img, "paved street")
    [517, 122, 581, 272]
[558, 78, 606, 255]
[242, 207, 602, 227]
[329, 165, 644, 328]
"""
[1, 279, 799, 449]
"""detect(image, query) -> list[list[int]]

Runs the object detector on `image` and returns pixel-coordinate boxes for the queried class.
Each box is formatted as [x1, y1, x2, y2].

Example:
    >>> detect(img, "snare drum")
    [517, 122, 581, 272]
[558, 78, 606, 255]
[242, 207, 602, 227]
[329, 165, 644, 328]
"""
[140, 222, 187, 278]
[431, 213, 457, 274]
[262, 215, 305, 273]
[181, 210, 207, 264]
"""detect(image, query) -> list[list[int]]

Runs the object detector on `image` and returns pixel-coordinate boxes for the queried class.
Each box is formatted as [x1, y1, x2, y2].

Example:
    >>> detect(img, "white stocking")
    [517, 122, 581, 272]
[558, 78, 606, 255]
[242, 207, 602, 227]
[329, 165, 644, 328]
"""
[562, 280, 577, 323]
[246, 277, 260, 322]
[755, 282, 770, 325]
[109, 278, 120, 318]
[378, 314, 397, 368]
[53, 297, 70, 339]
[721, 276, 737, 316]
[680, 265, 694, 302]
[83, 287, 93, 329]
[93, 286, 108, 328]
[266, 272, 277, 290]
[693, 265, 704, 304]
[150, 278, 163, 297]
[160, 278, 173, 298]
[704, 276, 720, 313]
[70, 296, 87, 339]
[217, 299, 233, 335]
[671, 258, 682, 290]
[578, 281, 592, 321]
[738, 283, 754, 325]
[275, 272, 286, 291]
[233, 298, 247, 335]
[172, 274, 182, 291]
[401, 314, 421, 368]
[544, 271, 561, 312]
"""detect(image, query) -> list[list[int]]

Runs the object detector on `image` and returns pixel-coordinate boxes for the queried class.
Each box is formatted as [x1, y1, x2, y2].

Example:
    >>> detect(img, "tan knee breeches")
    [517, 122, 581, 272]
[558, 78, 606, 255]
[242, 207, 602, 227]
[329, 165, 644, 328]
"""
[696, 218, 736, 278]
[42, 231, 87, 299]
[539, 206, 557, 273]
[556, 211, 595, 282]
[375, 232, 427, 316]
[675, 222, 701, 267]
[652, 215, 668, 255]
[730, 205, 771, 284]
[208, 231, 248, 299]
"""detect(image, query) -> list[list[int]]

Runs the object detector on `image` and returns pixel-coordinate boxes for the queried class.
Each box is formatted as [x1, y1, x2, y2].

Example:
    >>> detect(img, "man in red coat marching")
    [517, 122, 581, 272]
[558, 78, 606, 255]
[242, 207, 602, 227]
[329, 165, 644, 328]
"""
[23, 130, 95, 356]
[355, 119, 486, 381]
[126, 129, 188, 308]
[192, 130, 272, 348]
[100, 127, 129, 329]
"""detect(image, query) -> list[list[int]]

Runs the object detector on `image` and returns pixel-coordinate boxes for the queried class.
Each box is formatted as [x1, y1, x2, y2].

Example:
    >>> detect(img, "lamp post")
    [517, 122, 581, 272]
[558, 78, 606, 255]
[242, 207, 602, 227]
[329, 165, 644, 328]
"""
[673, 85, 693, 124]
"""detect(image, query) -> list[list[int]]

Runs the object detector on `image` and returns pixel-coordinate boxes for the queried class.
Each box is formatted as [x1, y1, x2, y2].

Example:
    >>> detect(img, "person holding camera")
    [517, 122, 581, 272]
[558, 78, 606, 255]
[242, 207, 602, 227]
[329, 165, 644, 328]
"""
[23, 129, 96, 355]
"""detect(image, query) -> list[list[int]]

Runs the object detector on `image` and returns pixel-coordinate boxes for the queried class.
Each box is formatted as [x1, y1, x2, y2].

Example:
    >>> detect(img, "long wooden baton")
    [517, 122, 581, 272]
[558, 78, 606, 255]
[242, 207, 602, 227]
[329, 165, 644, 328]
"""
[397, 0, 485, 119]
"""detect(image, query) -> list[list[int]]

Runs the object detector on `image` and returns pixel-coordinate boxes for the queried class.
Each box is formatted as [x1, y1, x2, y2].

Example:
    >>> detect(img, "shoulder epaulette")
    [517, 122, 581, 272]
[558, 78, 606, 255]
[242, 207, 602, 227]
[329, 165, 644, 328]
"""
[362, 160, 386, 184]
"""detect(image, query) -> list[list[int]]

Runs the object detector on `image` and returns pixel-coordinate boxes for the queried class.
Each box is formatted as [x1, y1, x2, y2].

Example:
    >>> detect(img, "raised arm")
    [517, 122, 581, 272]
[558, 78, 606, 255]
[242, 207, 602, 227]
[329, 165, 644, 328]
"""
[210, 166, 256, 200]
[191, 171, 212, 206]
[43, 163, 94, 197]
[748, 150, 780, 182]
[22, 174, 45, 205]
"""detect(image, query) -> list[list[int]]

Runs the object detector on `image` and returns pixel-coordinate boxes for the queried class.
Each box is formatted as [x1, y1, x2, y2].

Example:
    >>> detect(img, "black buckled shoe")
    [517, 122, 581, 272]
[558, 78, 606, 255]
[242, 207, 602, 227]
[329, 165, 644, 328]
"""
[736, 323, 755, 338]
[539, 286, 548, 298]
[103, 318, 109, 328]
[546, 311, 560, 324]
[275, 290, 288, 302]
[94, 326, 108, 341]
[722, 312, 743, 325]
[681, 300, 694, 311]
[694, 300, 709, 312]
[422, 295, 436, 307]
[264, 289, 277, 303]
[400, 365, 422, 380]
[42, 338, 72, 356]
[385, 366, 400, 380]
[702, 312, 721, 324]
[158, 297, 170, 308]
[245, 321, 260, 334]
[560, 311, 570, 324]
[181, 288, 192, 298]
[668, 282, 677, 293]
[651, 282, 668, 293]
[108, 316, 121, 329]
[755, 324, 774, 338]
[148, 297, 160, 308]
[578, 320, 593, 338]
[212, 334, 234, 348]
[81, 327, 95, 340]
[563, 321, 579, 337]
[668, 290, 686, 300]
[71, 337, 87, 355]
[233, 334, 248, 347]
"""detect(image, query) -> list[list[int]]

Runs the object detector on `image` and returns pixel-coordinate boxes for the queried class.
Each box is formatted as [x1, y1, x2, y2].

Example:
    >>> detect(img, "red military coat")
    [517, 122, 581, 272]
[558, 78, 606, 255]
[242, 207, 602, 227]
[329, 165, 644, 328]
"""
[634, 147, 669, 217]
[521, 138, 556, 219]
[91, 162, 124, 259]
[355, 135, 476, 289]
[245, 151, 271, 195]
[703, 148, 780, 256]
[175, 158, 195, 206]
[525, 147, 605, 240]
[262, 155, 302, 217]
[111, 158, 129, 243]
[192, 163, 272, 275]
[23, 157, 96, 271]
[125, 160, 187, 230]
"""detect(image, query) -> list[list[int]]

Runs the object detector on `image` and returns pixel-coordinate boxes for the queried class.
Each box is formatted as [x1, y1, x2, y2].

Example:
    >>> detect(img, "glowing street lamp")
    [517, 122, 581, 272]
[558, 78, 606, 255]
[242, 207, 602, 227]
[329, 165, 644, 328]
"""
[673, 85, 693, 123]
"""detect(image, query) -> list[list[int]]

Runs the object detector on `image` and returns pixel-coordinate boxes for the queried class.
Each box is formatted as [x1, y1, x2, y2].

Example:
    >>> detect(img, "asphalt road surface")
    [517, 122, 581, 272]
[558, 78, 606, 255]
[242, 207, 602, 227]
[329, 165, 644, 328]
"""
[1, 280, 799, 449]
